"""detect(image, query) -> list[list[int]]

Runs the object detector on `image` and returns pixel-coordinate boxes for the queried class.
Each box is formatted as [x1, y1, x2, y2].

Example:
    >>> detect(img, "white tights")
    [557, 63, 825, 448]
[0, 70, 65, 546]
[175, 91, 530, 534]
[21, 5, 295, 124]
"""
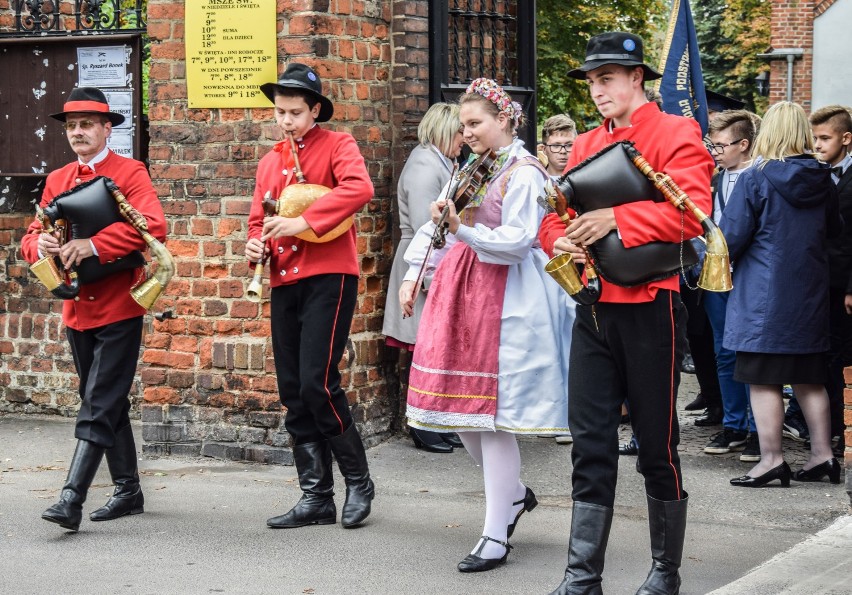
[457, 430, 526, 559]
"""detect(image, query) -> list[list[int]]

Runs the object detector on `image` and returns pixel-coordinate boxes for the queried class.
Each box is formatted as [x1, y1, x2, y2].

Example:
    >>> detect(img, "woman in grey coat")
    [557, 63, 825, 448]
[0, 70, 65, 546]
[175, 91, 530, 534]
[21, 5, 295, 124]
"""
[382, 102, 465, 452]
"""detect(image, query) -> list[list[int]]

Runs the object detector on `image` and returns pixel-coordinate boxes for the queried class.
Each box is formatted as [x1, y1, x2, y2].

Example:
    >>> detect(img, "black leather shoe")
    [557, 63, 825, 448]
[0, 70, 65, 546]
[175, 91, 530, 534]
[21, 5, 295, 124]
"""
[409, 428, 453, 453]
[507, 486, 538, 538]
[42, 440, 105, 532]
[90, 424, 144, 522]
[684, 392, 707, 412]
[267, 441, 336, 528]
[329, 425, 375, 528]
[793, 458, 841, 484]
[730, 461, 792, 488]
[457, 536, 512, 572]
[681, 354, 695, 374]
[619, 436, 639, 456]
[440, 433, 464, 448]
[694, 406, 723, 427]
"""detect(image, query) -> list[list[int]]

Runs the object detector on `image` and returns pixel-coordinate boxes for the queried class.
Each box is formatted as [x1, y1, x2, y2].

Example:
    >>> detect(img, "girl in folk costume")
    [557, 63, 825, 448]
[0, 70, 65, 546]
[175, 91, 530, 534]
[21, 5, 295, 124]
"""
[398, 79, 574, 572]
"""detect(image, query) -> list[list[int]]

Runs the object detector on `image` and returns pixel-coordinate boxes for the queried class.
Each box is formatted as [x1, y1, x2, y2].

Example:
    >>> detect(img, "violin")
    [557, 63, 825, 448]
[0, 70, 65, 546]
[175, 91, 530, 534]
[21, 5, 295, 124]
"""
[404, 150, 500, 317]
[433, 149, 498, 248]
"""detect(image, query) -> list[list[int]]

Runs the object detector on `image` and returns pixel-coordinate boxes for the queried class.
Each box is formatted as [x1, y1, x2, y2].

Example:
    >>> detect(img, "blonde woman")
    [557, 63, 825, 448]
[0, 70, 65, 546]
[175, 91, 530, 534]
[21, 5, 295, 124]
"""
[721, 101, 842, 487]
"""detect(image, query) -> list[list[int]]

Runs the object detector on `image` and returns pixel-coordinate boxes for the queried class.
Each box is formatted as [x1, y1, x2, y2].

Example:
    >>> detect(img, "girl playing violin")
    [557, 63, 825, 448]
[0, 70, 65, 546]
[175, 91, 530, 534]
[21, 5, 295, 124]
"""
[398, 79, 574, 573]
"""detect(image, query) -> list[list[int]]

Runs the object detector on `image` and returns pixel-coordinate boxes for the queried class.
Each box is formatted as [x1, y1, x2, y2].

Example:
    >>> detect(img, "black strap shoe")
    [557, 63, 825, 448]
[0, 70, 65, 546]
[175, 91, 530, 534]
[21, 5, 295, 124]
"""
[457, 536, 512, 572]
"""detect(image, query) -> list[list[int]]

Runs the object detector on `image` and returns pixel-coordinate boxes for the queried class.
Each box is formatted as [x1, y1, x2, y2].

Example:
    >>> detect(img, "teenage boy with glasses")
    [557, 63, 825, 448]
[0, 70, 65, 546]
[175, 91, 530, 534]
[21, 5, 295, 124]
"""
[538, 114, 577, 178]
[702, 110, 761, 461]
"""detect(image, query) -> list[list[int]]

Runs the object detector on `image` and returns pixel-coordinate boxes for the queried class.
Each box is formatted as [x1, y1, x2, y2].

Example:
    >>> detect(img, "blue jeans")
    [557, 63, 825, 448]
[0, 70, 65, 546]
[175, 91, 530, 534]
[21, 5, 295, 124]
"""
[703, 291, 755, 432]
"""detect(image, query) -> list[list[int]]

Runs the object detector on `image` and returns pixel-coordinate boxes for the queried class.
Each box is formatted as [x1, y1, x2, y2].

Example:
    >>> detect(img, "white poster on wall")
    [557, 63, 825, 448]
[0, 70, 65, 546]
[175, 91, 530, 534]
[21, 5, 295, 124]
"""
[77, 46, 127, 88]
[102, 90, 133, 130]
[107, 129, 133, 157]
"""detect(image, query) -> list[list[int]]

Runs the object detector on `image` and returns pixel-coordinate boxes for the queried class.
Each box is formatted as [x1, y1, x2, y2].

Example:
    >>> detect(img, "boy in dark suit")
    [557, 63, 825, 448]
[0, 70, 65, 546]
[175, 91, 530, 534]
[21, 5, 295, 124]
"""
[810, 105, 852, 457]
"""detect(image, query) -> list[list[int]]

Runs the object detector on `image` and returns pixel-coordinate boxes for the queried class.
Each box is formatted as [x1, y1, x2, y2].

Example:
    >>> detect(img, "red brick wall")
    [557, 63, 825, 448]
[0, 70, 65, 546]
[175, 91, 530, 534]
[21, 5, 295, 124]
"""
[768, 0, 814, 110]
[1, 0, 436, 462]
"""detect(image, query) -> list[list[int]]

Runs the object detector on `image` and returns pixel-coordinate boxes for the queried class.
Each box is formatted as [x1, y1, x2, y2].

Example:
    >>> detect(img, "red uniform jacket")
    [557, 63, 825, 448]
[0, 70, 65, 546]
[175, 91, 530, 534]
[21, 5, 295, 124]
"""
[248, 125, 374, 286]
[539, 102, 714, 303]
[21, 151, 167, 330]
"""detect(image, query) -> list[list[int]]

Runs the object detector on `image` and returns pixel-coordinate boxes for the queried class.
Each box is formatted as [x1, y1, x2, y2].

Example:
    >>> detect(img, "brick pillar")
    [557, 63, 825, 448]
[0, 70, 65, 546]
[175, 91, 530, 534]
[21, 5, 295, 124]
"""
[768, 0, 814, 109]
[142, 0, 396, 461]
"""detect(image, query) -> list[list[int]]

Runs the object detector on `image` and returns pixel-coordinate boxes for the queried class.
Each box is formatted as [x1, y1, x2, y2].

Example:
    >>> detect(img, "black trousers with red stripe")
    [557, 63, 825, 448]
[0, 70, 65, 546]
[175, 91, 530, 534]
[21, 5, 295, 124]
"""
[270, 274, 358, 445]
[569, 290, 686, 507]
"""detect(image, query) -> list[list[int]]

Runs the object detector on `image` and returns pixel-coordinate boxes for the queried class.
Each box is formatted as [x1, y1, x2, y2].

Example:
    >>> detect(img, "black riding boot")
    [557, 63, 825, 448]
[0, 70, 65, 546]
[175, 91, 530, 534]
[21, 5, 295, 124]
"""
[267, 441, 336, 528]
[90, 424, 145, 521]
[549, 501, 614, 595]
[42, 440, 105, 531]
[328, 424, 374, 528]
[636, 494, 688, 595]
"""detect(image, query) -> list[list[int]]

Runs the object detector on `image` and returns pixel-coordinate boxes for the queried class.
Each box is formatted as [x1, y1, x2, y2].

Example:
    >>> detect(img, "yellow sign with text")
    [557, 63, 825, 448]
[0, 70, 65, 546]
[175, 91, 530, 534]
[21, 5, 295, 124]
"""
[186, 0, 277, 108]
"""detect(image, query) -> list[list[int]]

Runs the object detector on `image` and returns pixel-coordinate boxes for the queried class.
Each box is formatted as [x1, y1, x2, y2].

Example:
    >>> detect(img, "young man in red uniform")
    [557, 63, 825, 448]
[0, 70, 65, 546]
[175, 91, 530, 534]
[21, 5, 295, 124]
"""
[540, 33, 714, 594]
[21, 87, 166, 532]
[245, 63, 375, 529]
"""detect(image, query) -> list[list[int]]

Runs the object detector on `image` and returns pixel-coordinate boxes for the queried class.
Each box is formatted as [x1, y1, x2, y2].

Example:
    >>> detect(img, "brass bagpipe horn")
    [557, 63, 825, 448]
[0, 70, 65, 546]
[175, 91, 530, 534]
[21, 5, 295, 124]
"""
[104, 179, 176, 309]
[624, 145, 732, 292]
[29, 176, 174, 309]
[538, 181, 602, 305]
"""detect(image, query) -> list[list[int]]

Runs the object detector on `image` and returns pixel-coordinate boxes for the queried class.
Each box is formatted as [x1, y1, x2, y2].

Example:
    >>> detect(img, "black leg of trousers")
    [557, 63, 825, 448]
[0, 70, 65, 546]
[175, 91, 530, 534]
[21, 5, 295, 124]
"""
[67, 317, 144, 448]
[826, 287, 852, 438]
[271, 274, 358, 446]
[682, 288, 722, 407]
[570, 292, 685, 507]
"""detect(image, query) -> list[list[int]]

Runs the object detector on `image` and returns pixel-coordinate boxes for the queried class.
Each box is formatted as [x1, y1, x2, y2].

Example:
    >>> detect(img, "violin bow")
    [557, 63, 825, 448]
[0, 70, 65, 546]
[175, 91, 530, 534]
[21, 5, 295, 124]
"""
[405, 164, 459, 318]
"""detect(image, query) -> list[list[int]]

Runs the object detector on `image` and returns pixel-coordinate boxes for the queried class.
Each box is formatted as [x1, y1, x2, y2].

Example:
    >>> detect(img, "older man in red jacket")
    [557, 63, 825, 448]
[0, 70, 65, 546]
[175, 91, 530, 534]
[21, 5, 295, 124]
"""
[541, 33, 714, 595]
[21, 87, 166, 532]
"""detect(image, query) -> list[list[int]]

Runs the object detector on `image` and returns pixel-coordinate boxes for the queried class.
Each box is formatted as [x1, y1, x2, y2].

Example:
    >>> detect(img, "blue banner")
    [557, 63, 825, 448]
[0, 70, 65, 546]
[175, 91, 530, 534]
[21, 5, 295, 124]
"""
[656, 0, 708, 135]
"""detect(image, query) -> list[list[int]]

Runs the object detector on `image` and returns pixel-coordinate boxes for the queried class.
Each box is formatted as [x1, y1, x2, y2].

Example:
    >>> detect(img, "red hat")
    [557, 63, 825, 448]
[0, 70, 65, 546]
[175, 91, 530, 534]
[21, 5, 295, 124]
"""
[50, 87, 125, 126]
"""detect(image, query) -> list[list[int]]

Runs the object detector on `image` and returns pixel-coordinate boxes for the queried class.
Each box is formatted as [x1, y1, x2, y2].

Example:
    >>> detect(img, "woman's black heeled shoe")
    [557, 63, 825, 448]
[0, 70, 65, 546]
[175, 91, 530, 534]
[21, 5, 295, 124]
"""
[457, 535, 512, 573]
[409, 428, 453, 454]
[507, 486, 538, 538]
[440, 433, 464, 448]
[730, 461, 792, 488]
[794, 458, 841, 484]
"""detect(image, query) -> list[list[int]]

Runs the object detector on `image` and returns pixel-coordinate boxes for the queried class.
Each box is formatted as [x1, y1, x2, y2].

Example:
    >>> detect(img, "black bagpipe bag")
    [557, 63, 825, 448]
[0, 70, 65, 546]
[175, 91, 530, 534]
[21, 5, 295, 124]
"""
[42, 176, 146, 284]
[554, 141, 698, 287]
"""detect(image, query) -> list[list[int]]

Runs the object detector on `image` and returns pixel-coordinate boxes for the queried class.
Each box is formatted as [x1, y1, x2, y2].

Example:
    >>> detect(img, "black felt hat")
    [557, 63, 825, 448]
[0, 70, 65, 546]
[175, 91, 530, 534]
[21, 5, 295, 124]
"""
[50, 87, 125, 126]
[259, 63, 334, 122]
[706, 90, 746, 113]
[568, 32, 662, 81]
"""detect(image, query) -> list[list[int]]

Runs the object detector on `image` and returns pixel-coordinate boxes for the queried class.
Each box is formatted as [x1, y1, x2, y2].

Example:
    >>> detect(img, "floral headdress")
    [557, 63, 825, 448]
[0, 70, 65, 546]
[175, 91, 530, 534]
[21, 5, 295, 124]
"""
[465, 78, 523, 129]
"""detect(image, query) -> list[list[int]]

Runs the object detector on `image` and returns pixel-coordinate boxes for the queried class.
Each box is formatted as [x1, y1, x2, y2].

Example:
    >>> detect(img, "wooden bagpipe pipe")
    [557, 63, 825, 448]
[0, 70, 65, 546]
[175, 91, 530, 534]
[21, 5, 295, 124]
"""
[29, 176, 174, 309]
[542, 141, 731, 304]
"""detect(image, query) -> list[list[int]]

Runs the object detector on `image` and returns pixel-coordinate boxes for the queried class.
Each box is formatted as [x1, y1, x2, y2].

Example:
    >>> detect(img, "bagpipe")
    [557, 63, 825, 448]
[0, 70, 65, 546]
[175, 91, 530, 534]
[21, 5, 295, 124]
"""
[246, 131, 351, 303]
[29, 176, 174, 309]
[542, 141, 731, 304]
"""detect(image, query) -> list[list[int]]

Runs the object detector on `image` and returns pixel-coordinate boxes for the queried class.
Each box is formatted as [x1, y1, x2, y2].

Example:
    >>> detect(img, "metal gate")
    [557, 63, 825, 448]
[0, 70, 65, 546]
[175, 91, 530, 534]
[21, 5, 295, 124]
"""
[429, 1, 537, 148]
[0, 1, 147, 213]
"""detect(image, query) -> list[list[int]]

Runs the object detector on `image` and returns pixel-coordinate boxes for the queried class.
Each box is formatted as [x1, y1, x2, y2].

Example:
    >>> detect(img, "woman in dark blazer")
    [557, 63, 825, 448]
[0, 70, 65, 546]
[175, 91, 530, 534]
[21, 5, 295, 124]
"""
[382, 102, 465, 452]
[721, 101, 842, 488]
